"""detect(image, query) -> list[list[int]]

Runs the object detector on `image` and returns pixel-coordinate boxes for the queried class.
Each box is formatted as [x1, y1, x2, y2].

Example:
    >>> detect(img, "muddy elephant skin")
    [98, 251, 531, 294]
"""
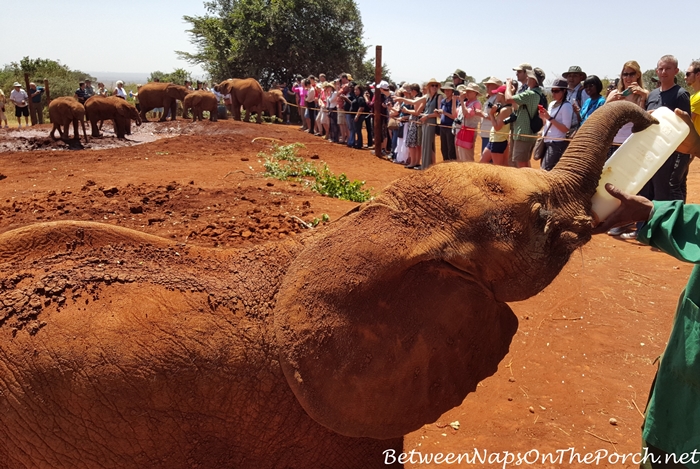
[183, 90, 218, 122]
[214, 78, 264, 123]
[263, 89, 286, 121]
[85, 96, 142, 138]
[0, 102, 657, 468]
[137, 82, 190, 122]
[48, 97, 88, 143]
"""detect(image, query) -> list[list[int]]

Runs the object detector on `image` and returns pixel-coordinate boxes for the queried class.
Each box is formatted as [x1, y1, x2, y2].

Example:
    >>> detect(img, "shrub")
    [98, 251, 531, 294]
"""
[259, 143, 372, 202]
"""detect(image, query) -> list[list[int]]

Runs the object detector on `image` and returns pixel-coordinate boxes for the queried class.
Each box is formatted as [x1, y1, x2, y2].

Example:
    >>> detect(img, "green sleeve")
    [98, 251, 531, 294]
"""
[637, 200, 700, 264]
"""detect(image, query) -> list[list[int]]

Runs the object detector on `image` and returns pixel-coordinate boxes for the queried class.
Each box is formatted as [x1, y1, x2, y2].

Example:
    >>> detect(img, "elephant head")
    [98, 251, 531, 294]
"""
[264, 89, 286, 120]
[273, 101, 657, 439]
[166, 84, 189, 101]
[117, 100, 142, 126]
[214, 79, 235, 97]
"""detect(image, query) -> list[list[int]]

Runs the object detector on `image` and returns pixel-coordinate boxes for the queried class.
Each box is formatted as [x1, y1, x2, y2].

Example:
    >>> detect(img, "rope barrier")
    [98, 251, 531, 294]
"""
[284, 101, 622, 146]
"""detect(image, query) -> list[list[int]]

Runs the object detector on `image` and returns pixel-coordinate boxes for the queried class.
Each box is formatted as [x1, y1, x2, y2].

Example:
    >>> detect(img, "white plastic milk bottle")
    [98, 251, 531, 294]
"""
[591, 106, 690, 224]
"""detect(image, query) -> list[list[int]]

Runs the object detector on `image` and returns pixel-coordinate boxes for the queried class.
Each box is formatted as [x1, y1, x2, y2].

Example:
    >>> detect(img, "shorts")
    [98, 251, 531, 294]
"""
[153, 107, 164, 113]
[511, 138, 536, 163]
[15, 106, 29, 117]
[487, 140, 508, 153]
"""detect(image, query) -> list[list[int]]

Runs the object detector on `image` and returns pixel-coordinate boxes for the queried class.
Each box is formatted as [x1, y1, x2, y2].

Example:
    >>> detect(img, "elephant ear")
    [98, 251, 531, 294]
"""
[166, 85, 185, 99]
[274, 203, 518, 439]
[115, 103, 129, 118]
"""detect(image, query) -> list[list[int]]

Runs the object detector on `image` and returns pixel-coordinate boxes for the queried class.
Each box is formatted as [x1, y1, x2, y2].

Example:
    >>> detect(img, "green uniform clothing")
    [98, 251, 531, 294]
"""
[511, 87, 542, 141]
[638, 200, 700, 468]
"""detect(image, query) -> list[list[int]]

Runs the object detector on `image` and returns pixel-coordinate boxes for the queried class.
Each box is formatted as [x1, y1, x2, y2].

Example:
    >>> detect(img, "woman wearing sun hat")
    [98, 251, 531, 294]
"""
[436, 82, 458, 161]
[481, 85, 513, 166]
[454, 83, 482, 162]
[479, 77, 503, 154]
[418, 77, 442, 169]
[538, 77, 573, 171]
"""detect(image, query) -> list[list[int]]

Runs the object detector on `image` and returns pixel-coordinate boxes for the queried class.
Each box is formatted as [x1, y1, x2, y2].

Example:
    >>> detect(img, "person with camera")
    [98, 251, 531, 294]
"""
[504, 68, 544, 168]
[436, 82, 458, 161]
[480, 85, 512, 166]
[538, 78, 573, 171]
[479, 77, 502, 155]
[10, 82, 30, 129]
[453, 83, 482, 162]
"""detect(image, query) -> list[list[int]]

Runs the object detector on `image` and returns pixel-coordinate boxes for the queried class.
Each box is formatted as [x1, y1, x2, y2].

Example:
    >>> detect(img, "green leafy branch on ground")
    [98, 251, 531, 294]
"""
[259, 143, 373, 203]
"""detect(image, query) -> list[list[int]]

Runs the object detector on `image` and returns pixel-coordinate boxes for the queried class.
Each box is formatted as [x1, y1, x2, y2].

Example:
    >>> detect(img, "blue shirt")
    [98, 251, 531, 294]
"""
[30, 87, 44, 103]
[579, 96, 605, 124]
[440, 97, 454, 126]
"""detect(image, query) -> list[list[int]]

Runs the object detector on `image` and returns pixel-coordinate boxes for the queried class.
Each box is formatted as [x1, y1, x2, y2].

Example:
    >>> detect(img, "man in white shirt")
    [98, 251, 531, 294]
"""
[9, 82, 29, 128]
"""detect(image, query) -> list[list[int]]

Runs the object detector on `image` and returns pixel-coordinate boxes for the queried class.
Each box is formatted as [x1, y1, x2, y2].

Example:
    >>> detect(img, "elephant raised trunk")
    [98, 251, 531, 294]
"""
[548, 101, 657, 217]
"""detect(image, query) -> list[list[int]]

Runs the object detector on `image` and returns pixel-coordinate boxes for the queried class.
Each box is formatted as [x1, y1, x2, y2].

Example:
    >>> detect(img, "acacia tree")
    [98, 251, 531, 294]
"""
[178, 0, 366, 88]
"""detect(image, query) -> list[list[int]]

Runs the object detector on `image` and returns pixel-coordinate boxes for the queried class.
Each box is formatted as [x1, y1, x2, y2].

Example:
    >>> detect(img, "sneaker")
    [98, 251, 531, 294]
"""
[607, 224, 634, 236]
[619, 231, 638, 240]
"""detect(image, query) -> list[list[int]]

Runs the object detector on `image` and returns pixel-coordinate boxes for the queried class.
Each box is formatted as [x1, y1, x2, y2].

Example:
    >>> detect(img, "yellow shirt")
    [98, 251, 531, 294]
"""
[691, 90, 700, 136]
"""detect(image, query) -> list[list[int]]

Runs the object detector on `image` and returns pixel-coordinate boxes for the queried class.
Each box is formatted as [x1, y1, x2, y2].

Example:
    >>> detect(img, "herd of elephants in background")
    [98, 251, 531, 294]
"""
[48, 77, 286, 144]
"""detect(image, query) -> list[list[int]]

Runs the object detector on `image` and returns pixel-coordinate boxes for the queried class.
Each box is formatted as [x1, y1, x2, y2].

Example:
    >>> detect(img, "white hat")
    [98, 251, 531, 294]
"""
[13, 82, 21, 87]
[116, 80, 124, 86]
[378, 80, 389, 90]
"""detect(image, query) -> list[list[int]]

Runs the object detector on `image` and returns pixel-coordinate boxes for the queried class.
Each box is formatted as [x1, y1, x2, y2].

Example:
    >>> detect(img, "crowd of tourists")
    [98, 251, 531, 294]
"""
[278, 56, 699, 232]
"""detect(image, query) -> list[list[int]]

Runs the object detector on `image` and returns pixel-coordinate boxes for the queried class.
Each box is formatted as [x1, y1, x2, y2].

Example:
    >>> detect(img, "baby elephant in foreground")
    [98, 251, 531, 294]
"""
[183, 90, 218, 122]
[0, 102, 656, 468]
[48, 97, 88, 143]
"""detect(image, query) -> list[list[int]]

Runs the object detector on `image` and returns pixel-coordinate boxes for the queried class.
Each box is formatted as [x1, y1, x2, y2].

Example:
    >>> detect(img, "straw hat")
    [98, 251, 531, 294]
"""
[12, 82, 21, 87]
[463, 82, 482, 95]
[456, 84, 468, 94]
[441, 82, 455, 91]
[483, 76, 503, 86]
[426, 77, 441, 87]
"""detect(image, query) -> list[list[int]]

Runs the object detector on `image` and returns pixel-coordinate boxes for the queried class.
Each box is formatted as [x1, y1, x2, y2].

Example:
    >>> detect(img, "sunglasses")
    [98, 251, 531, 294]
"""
[551, 89, 564, 93]
[430, 84, 439, 88]
[621, 72, 637, 77]
[687, 71, 699, 77]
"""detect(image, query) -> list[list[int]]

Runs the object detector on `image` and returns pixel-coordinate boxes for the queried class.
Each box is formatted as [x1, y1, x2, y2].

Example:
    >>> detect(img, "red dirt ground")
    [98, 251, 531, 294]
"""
[0, 119, 695, 468]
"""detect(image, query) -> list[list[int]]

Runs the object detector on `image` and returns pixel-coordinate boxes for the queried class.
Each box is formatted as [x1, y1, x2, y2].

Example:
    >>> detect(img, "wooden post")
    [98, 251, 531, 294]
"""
[24, 73, 34, 125]
[373, 45, 382, 159]
[44, 79, 51, 104]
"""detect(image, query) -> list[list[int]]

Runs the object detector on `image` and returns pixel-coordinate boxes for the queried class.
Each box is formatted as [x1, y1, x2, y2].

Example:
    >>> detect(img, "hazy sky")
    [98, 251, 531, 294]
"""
[2, 0, 696, 86]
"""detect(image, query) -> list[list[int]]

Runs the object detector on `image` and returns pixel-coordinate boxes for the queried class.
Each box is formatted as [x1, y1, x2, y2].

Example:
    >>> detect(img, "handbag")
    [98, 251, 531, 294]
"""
[388, 117, 399, 130]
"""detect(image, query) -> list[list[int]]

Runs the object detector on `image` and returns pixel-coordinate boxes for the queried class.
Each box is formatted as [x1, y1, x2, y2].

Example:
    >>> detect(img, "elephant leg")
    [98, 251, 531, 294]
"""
[114, 119, 125, 139]
[211, 107, 217, 122]
[81, 120, 89, 143]
[91, 119, 100, 137]
[140, 107, 149, 123]
[159, 100, 170, 122]
[231, 100, 242, 121]
[50, 124, 59, 140]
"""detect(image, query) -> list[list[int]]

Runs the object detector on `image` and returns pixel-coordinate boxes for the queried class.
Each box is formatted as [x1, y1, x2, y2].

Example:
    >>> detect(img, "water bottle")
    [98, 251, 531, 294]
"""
[591, 106, 690, 224]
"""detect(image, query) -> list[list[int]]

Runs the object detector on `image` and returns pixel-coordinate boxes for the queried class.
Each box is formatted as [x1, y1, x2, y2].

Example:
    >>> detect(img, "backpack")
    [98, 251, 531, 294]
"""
[522, 88, 548, 133]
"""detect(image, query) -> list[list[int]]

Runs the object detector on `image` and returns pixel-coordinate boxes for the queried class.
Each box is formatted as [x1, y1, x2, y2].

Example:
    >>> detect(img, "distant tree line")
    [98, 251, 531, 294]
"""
[0, 57, 94, 100]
